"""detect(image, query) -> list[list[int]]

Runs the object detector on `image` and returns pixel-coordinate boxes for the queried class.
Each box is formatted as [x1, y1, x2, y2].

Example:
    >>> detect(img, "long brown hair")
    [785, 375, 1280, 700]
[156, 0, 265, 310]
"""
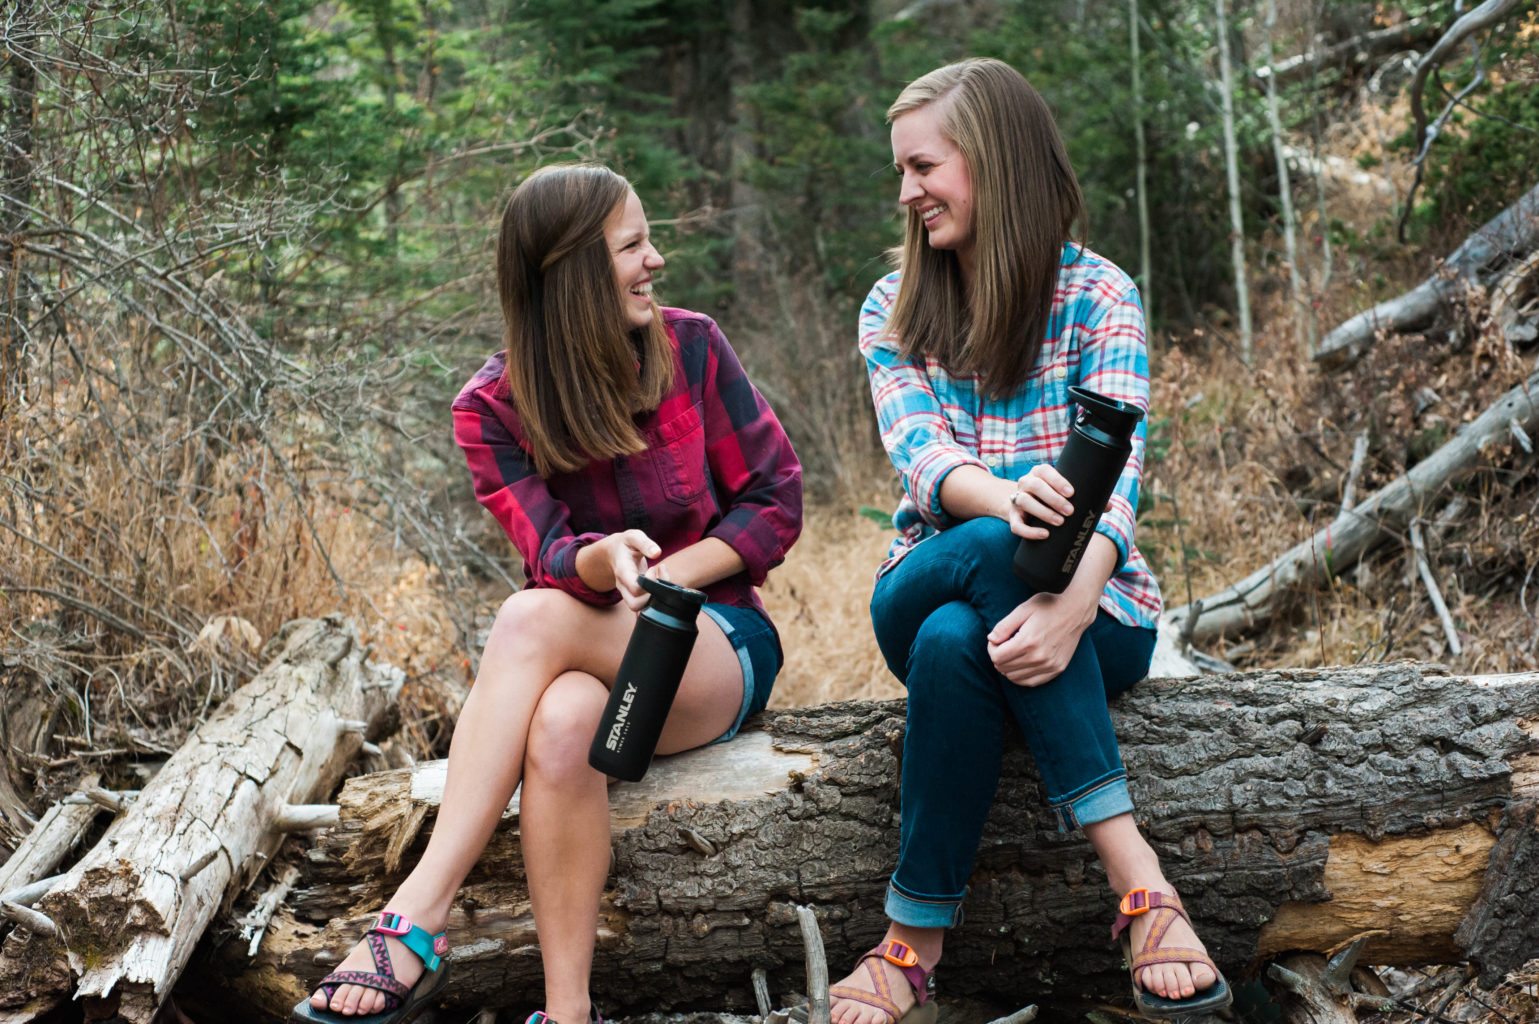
[885, 58, 1084, 398]
[496, 164, 674, 476]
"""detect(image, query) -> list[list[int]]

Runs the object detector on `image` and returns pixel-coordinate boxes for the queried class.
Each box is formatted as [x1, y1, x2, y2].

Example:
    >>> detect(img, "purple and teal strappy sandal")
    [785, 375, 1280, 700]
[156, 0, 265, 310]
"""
[290, 910, 451, 1024]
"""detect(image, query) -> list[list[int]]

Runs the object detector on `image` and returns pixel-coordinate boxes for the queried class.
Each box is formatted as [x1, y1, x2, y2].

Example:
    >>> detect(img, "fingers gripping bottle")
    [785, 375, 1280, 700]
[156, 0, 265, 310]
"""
[588, 576, 708, 782]
[1012, 386, 1145, 594]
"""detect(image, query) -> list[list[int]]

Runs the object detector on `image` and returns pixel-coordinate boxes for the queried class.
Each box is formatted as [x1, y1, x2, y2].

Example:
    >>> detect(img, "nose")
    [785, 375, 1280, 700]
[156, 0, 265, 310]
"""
[898, 170, 923, 207]
[644, 243, 665, 270]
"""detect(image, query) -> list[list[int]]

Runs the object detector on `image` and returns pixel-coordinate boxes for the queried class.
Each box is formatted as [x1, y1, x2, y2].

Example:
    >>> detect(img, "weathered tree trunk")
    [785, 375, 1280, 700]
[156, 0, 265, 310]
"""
[1316, 181, 1539, 368]
[0, 0, 38, 418]
[0, 617, 403, 1024]
[218, 665, 1539, 1020]
[1164, 363, 1539, 644]
[1216, 0, 1253, 363]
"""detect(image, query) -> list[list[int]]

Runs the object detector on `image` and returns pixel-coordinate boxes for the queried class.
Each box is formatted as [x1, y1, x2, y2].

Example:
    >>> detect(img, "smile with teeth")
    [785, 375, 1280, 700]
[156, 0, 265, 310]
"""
[920, 204, 947, 224]
[629, 282, 652, 299]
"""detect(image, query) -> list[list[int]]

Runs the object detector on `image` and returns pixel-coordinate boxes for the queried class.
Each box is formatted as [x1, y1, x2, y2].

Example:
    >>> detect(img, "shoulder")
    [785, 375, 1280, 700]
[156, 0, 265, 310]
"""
[1058, 244, 1140, 315]
[451, 350, 511, 414]
[859, 271, 903, 350]
[660, 306, 721, 339]
[862, 271, 902, 314]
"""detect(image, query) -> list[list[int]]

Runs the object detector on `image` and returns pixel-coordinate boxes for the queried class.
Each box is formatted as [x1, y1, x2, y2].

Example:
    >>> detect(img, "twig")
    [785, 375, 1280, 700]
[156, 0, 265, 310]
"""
[752, 966, 773, 1019]
[1409, 518, 1463, 656]
[984, 1005, 1040, 1024]
[1340, 431, 1370, 511]
[239, 865, 299, 957]
[272, 805, 340, 833]
[794, 905, 830, 1024]
[0, 899, 59, 937]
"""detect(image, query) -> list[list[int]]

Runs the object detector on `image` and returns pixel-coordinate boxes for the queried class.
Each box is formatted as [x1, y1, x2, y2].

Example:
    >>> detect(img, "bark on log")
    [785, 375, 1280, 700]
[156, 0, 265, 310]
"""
[218, 665, 1539, 1020]
[1163, 364, 1539, 645]
[1315, 181, 1539, 368]
[0, 616, 403, 1023]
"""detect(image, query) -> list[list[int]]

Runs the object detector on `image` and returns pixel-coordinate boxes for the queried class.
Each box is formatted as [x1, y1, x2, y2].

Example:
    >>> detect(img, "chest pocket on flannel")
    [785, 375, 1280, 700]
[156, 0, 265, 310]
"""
[647, 404, 708, 506]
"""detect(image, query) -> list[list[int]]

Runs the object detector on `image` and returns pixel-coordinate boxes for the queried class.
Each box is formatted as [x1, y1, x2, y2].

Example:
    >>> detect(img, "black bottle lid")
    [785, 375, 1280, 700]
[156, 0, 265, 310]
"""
[1068, 386, 1144, 445]
[639, 576, 707, 622]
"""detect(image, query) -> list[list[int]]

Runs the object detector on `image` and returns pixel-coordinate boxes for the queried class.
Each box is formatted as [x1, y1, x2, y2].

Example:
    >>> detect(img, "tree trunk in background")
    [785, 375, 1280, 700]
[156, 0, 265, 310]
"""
[217, 666, 1539, 1020]
[1216, 0, 1253, 363]
[1, 0, 38, 419]
[1129, 0, 1153, 334]
[726, 0, 763, 298]
[1262, 0, 1310, 357]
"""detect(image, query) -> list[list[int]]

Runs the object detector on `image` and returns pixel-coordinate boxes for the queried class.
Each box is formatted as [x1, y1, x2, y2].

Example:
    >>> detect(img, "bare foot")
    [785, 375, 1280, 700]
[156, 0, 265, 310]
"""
[829, 939, 934, 1024]
[309, 908, 442, 1017]
[1124, 888, 1217, 1002]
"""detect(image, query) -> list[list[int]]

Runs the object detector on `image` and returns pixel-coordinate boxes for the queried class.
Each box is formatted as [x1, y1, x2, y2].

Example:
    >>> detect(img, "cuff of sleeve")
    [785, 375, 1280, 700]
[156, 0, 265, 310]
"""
[912, 448, 988, 529]
[1094, 507, 1133, 574]
[706, 510, 785, 587]
[545, 533, 622, 606]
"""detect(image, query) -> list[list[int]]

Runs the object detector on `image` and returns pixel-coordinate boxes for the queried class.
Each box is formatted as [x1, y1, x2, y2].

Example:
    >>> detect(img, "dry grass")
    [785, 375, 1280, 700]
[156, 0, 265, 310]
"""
[759, 480, 905, 708]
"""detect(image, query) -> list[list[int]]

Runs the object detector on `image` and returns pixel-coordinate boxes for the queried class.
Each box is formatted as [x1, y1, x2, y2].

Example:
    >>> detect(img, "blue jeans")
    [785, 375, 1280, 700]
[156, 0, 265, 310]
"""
[870, 516, 1157, 928]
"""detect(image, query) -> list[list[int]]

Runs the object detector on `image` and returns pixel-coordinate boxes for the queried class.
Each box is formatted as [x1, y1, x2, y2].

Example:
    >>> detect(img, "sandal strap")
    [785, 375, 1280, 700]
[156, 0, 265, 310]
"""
[828, 939, 936, 1022]
[1110, 888, 1188, 942]
[315, 968, 409, 1010]
[368, 909, 450, 973]
[1130, 945, 1219, 974]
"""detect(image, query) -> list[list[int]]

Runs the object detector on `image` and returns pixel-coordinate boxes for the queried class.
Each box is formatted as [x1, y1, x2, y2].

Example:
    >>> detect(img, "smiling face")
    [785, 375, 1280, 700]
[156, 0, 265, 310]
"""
[605, 189, 665, 330]
[891, 101, 975, 262]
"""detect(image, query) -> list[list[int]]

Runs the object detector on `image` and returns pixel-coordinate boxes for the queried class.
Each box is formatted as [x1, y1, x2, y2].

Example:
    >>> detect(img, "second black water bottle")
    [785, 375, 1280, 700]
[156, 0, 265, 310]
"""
[1012, 386, 1144, 593]
[588, 576, 707, 782]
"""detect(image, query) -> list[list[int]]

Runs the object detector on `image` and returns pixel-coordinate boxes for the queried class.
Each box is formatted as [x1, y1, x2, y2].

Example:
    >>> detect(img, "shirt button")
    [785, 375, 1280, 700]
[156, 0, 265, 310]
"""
[1055, 364, 1067, 379]
[984, 454, 1001, 467]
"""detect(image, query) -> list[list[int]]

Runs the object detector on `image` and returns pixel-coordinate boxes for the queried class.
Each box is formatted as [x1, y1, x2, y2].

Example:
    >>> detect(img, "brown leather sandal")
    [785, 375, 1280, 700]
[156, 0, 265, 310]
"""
[827, 939, 938, 1024]
[1111, 888, 1232, 1019]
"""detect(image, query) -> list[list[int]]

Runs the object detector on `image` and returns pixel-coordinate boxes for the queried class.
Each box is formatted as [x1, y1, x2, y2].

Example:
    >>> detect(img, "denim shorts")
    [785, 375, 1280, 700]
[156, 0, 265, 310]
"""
[700, 602, 783, 743]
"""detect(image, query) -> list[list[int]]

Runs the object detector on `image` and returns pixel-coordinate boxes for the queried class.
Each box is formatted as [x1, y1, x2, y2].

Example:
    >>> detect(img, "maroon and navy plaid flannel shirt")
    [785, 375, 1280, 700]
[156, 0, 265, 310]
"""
[452, 308, 803, 617]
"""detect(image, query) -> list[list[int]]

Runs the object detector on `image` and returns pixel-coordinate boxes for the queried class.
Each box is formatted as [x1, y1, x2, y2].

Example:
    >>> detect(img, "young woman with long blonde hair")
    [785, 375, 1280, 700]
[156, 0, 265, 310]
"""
[836, 59, 1229, 1024]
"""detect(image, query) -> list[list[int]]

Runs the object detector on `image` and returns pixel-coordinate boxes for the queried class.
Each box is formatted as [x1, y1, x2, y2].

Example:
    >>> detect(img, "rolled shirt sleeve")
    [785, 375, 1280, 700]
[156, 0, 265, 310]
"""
[859, 277, 988, 529]
[451, 396, 620, 606]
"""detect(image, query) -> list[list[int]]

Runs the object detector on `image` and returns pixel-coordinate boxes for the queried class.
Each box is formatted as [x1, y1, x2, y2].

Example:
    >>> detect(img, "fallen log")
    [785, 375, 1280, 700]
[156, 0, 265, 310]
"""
[1254, 17, 1440, 86]
[1315, 181, 1539, 368]
[215, 664, 1539, 1020]
[1163, 363, 1539, 645]
[0, 616, 403, 1024]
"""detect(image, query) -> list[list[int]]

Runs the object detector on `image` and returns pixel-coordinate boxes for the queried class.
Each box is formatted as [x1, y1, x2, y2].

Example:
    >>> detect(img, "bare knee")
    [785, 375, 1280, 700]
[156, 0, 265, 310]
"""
[525, 673, 607, 787]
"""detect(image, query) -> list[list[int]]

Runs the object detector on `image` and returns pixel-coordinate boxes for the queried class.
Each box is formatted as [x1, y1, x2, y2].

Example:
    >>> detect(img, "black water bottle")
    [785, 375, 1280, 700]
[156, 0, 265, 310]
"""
[588, 576, 707, 782]
[1012, 386, 1145, 594]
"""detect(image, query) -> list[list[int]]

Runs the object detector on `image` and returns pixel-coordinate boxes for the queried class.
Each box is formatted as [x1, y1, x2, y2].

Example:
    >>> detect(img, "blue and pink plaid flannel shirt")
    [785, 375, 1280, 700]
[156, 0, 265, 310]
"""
[859, 243, 1162, 629]
[454, 308, 803, 617]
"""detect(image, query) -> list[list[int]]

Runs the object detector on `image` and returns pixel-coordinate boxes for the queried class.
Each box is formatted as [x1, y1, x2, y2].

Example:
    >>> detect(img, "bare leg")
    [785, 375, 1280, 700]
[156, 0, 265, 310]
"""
[313, 589, 744, 1017]
[1084, 813, 1217, 1001]
[520, 607, 742, 1023]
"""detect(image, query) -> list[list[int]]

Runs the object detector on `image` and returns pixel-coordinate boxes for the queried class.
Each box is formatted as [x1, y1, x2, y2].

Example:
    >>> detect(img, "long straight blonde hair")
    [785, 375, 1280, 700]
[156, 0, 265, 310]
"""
[496, 164, 674, 476]
[885, 59, 1085, 397]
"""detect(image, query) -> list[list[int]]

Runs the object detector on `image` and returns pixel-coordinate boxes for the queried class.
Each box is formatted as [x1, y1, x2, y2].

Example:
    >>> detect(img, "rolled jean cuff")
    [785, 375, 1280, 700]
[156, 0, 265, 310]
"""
[1053, 775, 1134, 832]
[885, 882, 965, 928]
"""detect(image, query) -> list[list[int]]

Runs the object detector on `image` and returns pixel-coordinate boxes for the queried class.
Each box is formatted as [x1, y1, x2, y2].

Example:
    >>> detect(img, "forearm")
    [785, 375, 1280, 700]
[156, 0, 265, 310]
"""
[574, 537, 619, 594]
[1060, 533, 1118, 625]
[937, 465, 1017, 523]
[655, 537, 746, 591]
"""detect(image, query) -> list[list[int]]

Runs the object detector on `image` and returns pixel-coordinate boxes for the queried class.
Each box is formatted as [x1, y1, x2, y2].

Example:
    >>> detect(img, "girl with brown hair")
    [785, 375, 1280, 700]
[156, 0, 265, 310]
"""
[293, 164, 802, 1024]
[837, 59, 1230, 1023]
